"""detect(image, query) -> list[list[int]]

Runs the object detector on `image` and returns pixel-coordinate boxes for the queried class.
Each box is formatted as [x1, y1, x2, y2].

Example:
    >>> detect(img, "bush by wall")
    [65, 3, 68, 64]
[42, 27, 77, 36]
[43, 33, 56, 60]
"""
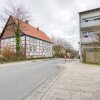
[0, 47, 25, 62]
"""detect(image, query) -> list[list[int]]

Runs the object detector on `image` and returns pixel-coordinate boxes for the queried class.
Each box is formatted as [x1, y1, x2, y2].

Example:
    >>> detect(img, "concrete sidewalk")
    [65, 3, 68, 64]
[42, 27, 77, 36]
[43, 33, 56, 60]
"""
[40, 60, 100, 100]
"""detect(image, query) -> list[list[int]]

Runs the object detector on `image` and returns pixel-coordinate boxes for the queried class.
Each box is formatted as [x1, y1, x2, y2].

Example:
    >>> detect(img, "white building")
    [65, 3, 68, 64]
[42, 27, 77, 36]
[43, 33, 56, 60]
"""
[79, 8, 100, 62]
[0, 16, 53, 58]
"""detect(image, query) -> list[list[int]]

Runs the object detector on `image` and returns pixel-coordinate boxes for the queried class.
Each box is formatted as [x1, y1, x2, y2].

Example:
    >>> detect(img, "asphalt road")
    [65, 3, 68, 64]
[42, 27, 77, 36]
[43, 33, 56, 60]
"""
[0, 59, 63, 100]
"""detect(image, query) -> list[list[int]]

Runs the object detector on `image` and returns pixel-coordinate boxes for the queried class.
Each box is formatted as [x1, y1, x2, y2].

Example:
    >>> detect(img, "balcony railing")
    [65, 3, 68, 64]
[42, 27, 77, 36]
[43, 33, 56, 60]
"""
[81, 20, 100, 28]
[81, 36, 97, 44]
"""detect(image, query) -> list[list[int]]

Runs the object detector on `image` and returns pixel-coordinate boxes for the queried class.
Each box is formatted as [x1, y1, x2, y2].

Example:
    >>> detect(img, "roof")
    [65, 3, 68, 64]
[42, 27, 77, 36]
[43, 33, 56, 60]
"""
[7, 16, 52, 43]
[79, 7, 100, 14]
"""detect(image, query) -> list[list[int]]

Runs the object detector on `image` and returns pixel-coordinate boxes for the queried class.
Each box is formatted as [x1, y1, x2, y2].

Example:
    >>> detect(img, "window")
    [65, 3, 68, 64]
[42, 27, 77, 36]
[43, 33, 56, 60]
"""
[29, 45, 37, 52]
[33, 39, 36, 44]
[11, 38, 14, 41]
[94, 18, 98, 21]
[82, 16, 100, 23]
[30, 37, 33, 43]
[33, 45, 36, 52]
[37, 39, 39, 43]
[21, 36, 25, 41]
[43, 47, 47, 52]
[85, 20, 88, 22]
[88, 32, 96, 37]
[98, 18, 100, 20]
[40, 40, 42, 44]
[82, 19, 85, 22]
[30, 46, 33, 52]
[82, 32, 96, 38]
[26, 36, 29, 41]
[82, 32, 88, 38]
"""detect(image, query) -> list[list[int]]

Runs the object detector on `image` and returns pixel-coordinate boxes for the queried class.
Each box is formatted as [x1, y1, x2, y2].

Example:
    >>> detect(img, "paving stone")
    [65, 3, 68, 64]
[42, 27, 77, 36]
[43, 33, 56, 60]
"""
[93, 93, 100, 100]
[26, 60, 100, 100]
[52, 91, 71, 100]
[80, 86, 96, 92]
[80, 93, 93, 100]
[71, 92, 81, 100]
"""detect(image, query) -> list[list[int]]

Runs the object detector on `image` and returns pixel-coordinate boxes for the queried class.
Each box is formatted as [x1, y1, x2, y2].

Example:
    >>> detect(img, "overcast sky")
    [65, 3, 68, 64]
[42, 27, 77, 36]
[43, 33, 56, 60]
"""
[0, 0, 100, 50]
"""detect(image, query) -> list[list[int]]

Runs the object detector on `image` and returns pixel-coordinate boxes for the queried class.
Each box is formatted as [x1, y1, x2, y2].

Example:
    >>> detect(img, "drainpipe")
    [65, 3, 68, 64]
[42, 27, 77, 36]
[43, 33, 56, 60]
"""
[79, 14, 82, 61]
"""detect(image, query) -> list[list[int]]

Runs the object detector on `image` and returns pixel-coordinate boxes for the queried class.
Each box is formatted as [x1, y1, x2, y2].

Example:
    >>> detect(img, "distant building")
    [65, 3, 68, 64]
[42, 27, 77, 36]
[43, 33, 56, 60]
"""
[0, 16, 53, 58]
[79, 8, 100, 63]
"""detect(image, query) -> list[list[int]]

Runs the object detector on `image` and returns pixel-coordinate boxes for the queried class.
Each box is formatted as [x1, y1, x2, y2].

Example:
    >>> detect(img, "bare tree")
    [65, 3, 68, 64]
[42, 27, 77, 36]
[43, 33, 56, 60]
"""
[51, 36, 75, 57]
[0, 0, 30, 23]
[0, 0, 30, 59]
[51, 36, 73, 49]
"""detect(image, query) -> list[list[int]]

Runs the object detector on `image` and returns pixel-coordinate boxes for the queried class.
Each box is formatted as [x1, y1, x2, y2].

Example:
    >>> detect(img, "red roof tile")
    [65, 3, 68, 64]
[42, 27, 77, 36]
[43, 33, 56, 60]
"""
[11, 16, 52, 43]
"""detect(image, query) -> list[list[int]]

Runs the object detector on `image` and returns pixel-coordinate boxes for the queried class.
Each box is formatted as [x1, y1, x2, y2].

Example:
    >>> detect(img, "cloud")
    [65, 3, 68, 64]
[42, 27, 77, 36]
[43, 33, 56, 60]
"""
[0, 0, 100, 50]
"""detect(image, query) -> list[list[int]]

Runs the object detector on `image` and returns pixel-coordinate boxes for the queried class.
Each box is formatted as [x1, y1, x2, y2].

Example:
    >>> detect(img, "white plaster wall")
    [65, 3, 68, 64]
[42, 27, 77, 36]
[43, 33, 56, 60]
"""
[1, 36, 53, 58]
[1, 36, 25, 52]
[26, 36, 53, 58]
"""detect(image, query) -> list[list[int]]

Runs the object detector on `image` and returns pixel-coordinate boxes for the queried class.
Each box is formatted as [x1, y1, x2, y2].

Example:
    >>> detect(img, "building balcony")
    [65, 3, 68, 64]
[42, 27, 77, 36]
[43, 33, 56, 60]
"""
[81, 20, 100, 28]
[81, 36, 97, 44]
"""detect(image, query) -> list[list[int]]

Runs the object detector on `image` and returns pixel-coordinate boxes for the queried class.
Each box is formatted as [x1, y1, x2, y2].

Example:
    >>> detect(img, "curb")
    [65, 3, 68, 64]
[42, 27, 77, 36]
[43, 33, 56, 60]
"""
[0, 58, 57, 68]
[0, 59, 46, 68]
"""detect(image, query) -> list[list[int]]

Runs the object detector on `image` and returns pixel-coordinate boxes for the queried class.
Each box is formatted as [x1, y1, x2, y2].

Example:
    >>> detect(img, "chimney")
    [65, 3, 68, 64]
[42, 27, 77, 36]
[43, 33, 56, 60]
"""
[37, 27, 39, 31]
[25, 20, 28, 24]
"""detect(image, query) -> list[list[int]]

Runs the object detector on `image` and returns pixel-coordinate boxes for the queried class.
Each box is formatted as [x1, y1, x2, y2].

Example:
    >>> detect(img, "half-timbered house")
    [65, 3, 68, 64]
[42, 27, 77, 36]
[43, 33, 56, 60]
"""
[0, 16, 53, 58]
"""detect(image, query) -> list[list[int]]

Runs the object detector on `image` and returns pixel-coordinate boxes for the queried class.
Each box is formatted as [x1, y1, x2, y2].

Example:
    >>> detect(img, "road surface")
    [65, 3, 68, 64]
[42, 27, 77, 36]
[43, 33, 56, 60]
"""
[0, 59, 63, 100]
